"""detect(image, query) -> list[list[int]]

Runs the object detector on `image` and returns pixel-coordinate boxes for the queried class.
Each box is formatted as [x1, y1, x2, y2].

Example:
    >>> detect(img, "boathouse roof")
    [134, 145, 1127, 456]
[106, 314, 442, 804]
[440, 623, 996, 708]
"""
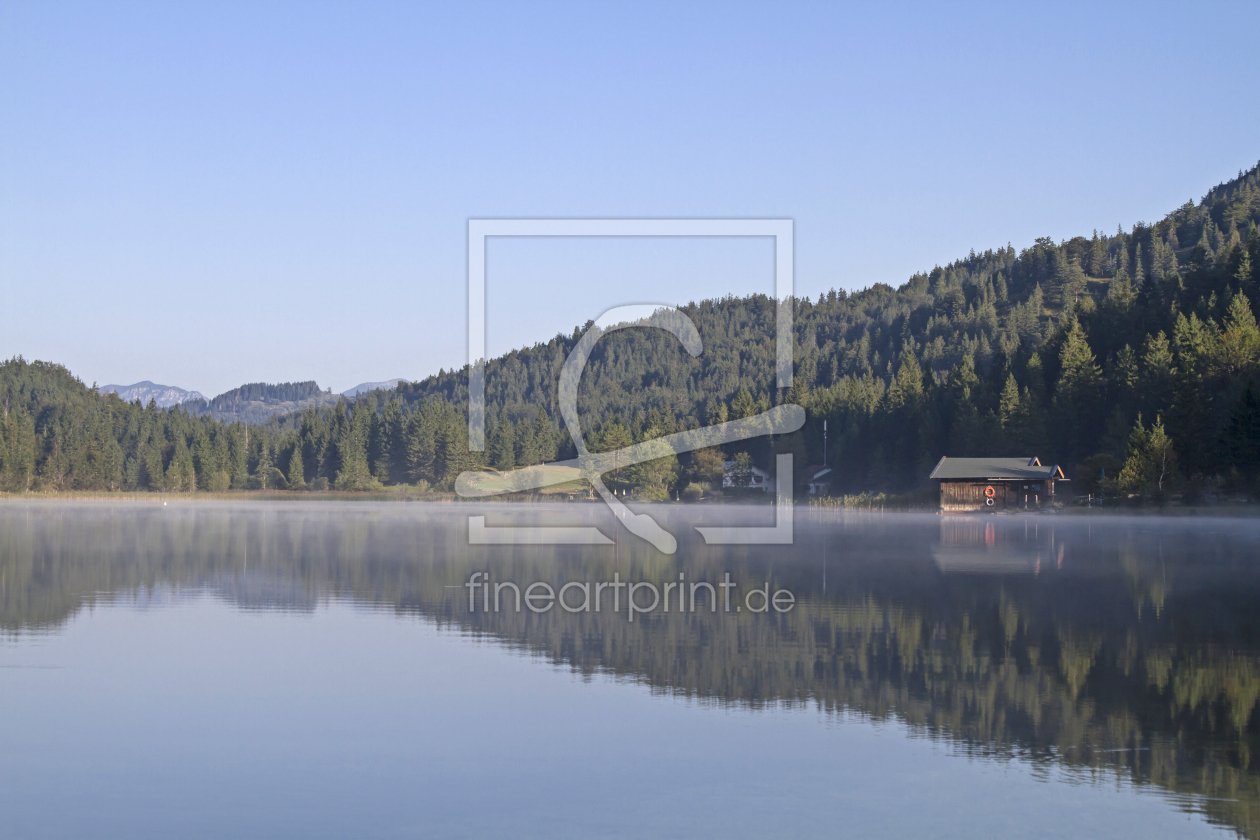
[929, 457, 1066, 481]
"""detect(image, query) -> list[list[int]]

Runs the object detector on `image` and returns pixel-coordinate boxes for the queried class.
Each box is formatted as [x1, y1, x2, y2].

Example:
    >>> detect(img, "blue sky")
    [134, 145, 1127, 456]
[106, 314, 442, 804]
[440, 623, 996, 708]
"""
[2, 1, 1258, 396]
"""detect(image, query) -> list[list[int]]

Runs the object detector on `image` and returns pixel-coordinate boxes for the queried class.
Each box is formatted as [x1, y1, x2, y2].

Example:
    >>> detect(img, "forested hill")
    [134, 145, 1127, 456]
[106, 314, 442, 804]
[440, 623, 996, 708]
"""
[182, 380, 340, 424]
[1, 160, 1258, 498]
[397, 164, 1259, 427]
[376, 160, 1260, 493]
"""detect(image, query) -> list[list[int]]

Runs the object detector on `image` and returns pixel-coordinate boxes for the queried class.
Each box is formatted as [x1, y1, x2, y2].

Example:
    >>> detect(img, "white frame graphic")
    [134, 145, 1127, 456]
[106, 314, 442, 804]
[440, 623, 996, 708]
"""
[465, 219, 796, 551]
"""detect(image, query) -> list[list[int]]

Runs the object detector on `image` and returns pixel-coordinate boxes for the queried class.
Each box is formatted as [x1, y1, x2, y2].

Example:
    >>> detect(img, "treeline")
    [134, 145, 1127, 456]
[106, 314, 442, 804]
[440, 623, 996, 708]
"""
[2, 161, 1259, 497]
[0, 359, 469, 492]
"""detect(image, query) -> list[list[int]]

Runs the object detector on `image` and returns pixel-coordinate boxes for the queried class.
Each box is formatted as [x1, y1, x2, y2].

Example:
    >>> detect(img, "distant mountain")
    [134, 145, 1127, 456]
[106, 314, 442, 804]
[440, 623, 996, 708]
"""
[342, 378, 405, 397]
[98, 381, 205, 408]
[101, 377, 408, 424]
[182, 380, 340, 424]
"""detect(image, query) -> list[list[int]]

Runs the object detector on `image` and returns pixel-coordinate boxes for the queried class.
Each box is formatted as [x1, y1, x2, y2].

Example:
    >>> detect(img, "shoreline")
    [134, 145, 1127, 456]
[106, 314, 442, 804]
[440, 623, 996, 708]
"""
[2, 491, 1258, 517]
[0, 490, 774, 505]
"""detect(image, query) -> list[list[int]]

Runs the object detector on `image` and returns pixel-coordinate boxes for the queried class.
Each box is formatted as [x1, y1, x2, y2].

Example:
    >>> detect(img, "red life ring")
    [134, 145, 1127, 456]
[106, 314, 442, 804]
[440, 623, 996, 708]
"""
[984, 486, 995, 498]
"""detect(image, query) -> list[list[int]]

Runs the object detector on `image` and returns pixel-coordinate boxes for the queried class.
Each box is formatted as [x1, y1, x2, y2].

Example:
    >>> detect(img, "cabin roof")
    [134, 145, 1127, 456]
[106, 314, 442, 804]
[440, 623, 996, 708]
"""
[929, 456, 1065, 480]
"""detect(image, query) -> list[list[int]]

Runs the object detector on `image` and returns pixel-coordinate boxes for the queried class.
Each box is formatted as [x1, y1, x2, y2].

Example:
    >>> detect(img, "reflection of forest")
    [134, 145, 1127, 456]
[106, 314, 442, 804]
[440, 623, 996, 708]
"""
[3, 504, 1259, 838]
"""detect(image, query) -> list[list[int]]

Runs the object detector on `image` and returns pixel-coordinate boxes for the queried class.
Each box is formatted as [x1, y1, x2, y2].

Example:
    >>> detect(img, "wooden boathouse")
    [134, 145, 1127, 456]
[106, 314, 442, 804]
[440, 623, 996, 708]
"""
[929, 457, 1066, 513]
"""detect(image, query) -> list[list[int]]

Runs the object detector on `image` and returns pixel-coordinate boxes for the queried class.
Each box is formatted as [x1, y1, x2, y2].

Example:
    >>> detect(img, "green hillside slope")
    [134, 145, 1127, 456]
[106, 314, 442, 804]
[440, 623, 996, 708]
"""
[2, 161, 1258, 497]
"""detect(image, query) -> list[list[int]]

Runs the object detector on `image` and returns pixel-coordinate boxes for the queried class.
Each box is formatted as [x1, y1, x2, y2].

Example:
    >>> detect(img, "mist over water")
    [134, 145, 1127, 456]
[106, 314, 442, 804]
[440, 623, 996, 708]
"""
[2, 502, 1258, 839]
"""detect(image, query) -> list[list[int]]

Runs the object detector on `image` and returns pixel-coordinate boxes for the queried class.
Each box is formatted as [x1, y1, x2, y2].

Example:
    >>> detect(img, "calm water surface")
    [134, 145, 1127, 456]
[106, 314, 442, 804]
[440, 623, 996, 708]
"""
[2, 502, 1258, 839]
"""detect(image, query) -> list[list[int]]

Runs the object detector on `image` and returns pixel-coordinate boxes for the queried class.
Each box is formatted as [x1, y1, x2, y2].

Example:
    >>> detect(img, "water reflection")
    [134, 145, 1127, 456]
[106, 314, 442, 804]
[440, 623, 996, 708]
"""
[2, 502, 1259, 838]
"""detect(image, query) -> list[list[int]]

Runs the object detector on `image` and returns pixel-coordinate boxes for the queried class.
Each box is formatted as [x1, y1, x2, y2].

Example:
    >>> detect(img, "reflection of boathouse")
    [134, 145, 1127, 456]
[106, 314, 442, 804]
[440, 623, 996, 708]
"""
[933, 518, 1061, 573]
[929, 457, 1066, 513]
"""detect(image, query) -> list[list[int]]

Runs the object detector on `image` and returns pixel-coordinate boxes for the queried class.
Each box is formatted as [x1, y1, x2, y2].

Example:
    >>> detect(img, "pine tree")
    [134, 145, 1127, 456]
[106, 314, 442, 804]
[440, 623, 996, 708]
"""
[885, 350, 925, 414]
[436, 415, 481, 489]
[1195, 226, 1215, 264]
[998, 374, 1021, 433]
[384, 400, 407, 481]
[882, 350, 929, 477]
[1152, 235, 1177, 279]
[533, 414, 557, 463]
[1116, 244, 1131, 280]
[287, 446, 305, 488]
[192, 432, 215, 490]
[1140, 331, 1175, 416]
[254, 442, 274, 490]
[1225, 220, 1242, 253]
[334, 404, 375, 491]
[1207, 219, 1224, 255]
[515, 417, 540, 466]
[1107, 272, 1133, 302]
[595, 422, 634, 490]
[368, 410, 390, 481]
[143, 436, 166, 491]
[489, 416, 516, 470]
[1248, 223, 1260, 284]
[405, 410, 437, 484]
[122, 455, 142, 491]
[730, 388, 757, 420]
[1052, 321, 1103, 462]
[627, 422, 680, 499]
[84, 412, 124, 490]
[1055, 256, 1088, 305]
[1168, 313, 1214, 477]
[1214, 294, 1260, 380]
[1088, 231, 1107, 277]
[0, 403, 36, 492]
[946, 359, 985, 455]
[228, 425, 249, 488]
[705, 397, 729, 425]
[785, 377, 811, 410]
[1236, 249, 1254, 296]
[166, 435, 196, 492]
[1118, 414, 1177, 496]
[1112, 344, 1139, 413]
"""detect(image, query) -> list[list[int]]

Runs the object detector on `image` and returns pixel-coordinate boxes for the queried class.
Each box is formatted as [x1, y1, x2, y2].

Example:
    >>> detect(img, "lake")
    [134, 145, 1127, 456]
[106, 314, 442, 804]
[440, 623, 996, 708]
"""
[2, 501, 1258, 839]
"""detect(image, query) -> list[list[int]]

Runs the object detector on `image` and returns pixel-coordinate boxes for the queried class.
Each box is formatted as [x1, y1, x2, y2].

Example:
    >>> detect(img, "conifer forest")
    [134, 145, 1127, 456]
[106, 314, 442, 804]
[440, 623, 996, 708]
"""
[3, 162, 1259, 501]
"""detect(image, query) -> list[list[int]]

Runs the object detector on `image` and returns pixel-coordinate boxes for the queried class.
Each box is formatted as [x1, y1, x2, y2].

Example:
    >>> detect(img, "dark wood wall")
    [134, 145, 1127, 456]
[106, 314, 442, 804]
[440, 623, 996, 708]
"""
[939, 480, 1055, 513]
